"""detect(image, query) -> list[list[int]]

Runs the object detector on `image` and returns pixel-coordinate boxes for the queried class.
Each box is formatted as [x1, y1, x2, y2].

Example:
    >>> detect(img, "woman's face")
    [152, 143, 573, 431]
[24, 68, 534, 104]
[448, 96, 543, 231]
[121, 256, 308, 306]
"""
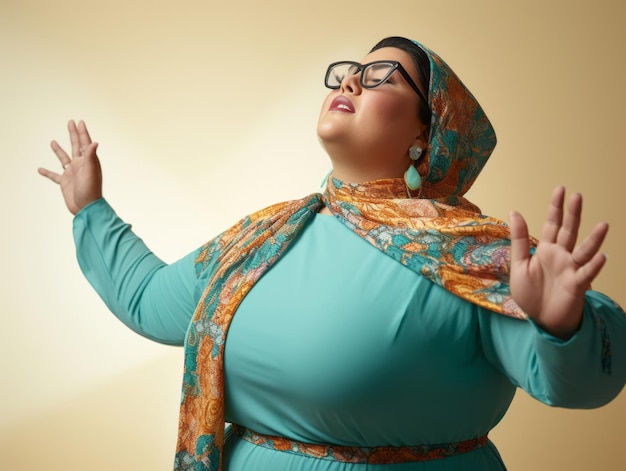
[317, 47, 427, 182]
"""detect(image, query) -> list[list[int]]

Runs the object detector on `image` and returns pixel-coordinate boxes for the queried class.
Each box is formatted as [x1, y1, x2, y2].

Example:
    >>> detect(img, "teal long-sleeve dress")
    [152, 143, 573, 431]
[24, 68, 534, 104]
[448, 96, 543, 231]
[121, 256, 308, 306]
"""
[74, 198, 626, 470]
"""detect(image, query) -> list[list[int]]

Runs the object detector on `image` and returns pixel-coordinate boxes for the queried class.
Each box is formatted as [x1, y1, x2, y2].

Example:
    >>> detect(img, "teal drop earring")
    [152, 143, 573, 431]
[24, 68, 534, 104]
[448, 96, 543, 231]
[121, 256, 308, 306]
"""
[404, 146, 423, 193]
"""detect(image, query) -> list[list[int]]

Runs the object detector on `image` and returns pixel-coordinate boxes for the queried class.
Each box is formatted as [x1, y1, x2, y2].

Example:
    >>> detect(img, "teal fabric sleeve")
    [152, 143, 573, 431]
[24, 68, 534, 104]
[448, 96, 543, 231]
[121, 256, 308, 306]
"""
[480, 290, 626, 408]
[73, 198, 201, 346]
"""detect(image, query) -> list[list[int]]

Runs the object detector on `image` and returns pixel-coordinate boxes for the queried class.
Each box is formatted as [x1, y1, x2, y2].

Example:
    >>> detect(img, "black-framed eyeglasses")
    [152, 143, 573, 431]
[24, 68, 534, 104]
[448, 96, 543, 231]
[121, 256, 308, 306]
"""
[324, 60, 428, 106]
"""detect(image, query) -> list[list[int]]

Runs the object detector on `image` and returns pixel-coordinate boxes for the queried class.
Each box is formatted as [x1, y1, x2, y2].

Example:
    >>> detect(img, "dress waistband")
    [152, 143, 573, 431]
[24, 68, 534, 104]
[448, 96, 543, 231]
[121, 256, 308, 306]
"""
[229, 424, 488, 464]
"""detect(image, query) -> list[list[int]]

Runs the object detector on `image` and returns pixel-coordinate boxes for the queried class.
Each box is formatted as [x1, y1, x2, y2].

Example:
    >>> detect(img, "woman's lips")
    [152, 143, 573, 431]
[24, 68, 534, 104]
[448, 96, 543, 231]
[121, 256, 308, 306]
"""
[329, 96, 355, 113]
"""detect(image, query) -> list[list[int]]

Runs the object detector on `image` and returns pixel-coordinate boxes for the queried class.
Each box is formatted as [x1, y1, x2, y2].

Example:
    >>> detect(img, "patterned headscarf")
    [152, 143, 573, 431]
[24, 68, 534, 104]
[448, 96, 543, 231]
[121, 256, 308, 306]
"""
[173, 39, 530, 470]
[412, 40, 497, 200]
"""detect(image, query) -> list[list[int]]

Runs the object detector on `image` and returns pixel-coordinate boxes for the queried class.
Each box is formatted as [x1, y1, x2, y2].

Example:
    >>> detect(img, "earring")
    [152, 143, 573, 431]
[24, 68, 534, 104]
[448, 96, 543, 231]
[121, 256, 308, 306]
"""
[404, 146, 423, 191]
[404, 165, 422, 191]
[409, 145, 423, 161]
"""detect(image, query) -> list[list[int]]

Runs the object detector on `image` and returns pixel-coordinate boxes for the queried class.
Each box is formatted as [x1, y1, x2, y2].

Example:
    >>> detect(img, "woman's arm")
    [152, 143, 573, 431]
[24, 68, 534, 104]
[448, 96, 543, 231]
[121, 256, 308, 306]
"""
[73, 198, 201, 345]
[39, 120, 206, 345]
[480, 290, 626, 408]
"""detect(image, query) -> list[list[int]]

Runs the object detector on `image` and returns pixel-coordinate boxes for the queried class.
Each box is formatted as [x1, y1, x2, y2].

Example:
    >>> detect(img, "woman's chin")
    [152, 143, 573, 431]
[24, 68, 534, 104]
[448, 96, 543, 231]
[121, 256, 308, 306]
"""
[316, 115, 354, 141]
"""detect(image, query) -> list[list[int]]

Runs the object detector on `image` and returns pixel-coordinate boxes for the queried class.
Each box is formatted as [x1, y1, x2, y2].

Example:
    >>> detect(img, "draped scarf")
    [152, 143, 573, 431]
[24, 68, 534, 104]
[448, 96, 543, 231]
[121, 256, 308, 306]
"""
[173, 40, 530, 470]
[173, 177, 536, 470]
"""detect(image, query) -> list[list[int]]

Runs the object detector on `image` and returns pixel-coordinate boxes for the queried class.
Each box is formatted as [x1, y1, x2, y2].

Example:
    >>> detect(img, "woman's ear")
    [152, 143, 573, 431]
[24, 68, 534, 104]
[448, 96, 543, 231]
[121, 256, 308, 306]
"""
[414, 119, 429, 145]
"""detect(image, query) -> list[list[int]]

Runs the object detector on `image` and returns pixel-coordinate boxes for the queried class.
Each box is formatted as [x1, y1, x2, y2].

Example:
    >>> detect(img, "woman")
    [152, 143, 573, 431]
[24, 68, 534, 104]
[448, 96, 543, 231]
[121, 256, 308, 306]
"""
[38, 37, 625, 470]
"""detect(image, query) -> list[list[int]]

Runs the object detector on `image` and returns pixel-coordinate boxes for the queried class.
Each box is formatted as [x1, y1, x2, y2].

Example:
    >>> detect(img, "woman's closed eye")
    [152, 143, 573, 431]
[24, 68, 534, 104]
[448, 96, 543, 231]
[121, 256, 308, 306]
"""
[332, 72, 345, 83]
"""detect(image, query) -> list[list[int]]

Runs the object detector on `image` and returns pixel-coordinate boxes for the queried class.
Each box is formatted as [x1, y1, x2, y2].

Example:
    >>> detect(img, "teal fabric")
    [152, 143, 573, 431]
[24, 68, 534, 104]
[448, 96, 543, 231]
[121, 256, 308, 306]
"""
[74, 198, 626, 470]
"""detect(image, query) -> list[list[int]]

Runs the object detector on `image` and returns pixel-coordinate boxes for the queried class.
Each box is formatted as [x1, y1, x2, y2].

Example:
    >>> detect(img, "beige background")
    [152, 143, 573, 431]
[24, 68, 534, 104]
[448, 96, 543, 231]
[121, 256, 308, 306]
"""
[1, 0, 625, 469]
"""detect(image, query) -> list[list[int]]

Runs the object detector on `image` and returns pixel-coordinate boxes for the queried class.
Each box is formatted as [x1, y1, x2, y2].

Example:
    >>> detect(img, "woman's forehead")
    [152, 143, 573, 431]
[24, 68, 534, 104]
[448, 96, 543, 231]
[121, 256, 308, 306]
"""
[361, 47, 420, 80]
[361, 47, 412, 66]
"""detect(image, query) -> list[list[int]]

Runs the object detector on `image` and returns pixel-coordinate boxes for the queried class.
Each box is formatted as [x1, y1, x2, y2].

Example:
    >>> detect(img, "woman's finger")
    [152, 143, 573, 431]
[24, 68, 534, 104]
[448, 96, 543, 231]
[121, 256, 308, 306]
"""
[571, 221, 609, 267]
[556, 192, 582, 252]
[509, 210, 531, 266]
[576, 251, 608, 288]
[50, 140, 71, 168]
[77, 120, 93, 150]
[540, 186, 565, 243]
[68, 120, 82, 159]
[82, 142, 99, 173]
[37, 167, 62, 184]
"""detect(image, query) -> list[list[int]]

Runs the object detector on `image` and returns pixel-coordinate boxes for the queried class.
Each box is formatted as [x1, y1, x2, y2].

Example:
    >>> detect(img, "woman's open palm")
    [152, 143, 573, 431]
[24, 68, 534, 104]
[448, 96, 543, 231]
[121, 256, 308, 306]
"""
[509, 187, 609, 339]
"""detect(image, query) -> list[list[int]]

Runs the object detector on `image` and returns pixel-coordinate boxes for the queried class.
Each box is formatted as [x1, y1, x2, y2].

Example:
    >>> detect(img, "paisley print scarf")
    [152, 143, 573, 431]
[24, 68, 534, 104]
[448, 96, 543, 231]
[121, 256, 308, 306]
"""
[173, 40, 530, 470]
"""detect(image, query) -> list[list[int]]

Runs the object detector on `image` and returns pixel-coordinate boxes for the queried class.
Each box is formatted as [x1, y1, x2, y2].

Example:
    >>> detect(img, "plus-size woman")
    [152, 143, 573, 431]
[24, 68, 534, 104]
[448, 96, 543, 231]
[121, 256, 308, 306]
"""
[38, 37, 626, 470]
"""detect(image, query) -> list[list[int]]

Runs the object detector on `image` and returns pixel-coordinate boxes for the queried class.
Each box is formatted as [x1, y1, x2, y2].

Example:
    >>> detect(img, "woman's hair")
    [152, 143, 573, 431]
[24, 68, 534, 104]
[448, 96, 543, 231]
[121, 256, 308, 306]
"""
[370, 36, 431, 129]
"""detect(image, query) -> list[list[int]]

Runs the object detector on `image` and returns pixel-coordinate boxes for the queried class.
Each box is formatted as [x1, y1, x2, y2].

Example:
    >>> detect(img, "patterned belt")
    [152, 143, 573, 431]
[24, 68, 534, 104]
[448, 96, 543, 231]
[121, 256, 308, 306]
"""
[229, 424, 488, 464]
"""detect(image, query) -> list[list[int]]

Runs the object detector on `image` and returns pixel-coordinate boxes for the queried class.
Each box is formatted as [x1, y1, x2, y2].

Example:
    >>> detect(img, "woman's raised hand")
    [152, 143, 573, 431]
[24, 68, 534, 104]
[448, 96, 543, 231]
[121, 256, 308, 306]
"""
[509, 187, 609, 339]
[38, 120, 103, 215]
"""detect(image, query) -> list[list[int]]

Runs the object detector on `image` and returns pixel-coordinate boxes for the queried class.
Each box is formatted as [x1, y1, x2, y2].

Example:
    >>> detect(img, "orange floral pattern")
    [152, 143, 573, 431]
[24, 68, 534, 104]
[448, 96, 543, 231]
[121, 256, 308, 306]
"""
[323, 177, 536, 318]
[231, 424, 489, 464]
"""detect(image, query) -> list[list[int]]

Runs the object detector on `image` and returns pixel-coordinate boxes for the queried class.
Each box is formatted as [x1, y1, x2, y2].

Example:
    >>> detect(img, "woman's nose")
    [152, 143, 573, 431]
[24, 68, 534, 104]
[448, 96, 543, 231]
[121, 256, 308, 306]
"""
[340, 71, 362, 94]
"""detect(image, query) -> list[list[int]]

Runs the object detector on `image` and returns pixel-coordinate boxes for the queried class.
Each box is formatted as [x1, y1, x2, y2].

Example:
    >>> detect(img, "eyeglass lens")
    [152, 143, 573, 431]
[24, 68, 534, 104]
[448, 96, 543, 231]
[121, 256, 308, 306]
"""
[327, 62, 395, 89]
